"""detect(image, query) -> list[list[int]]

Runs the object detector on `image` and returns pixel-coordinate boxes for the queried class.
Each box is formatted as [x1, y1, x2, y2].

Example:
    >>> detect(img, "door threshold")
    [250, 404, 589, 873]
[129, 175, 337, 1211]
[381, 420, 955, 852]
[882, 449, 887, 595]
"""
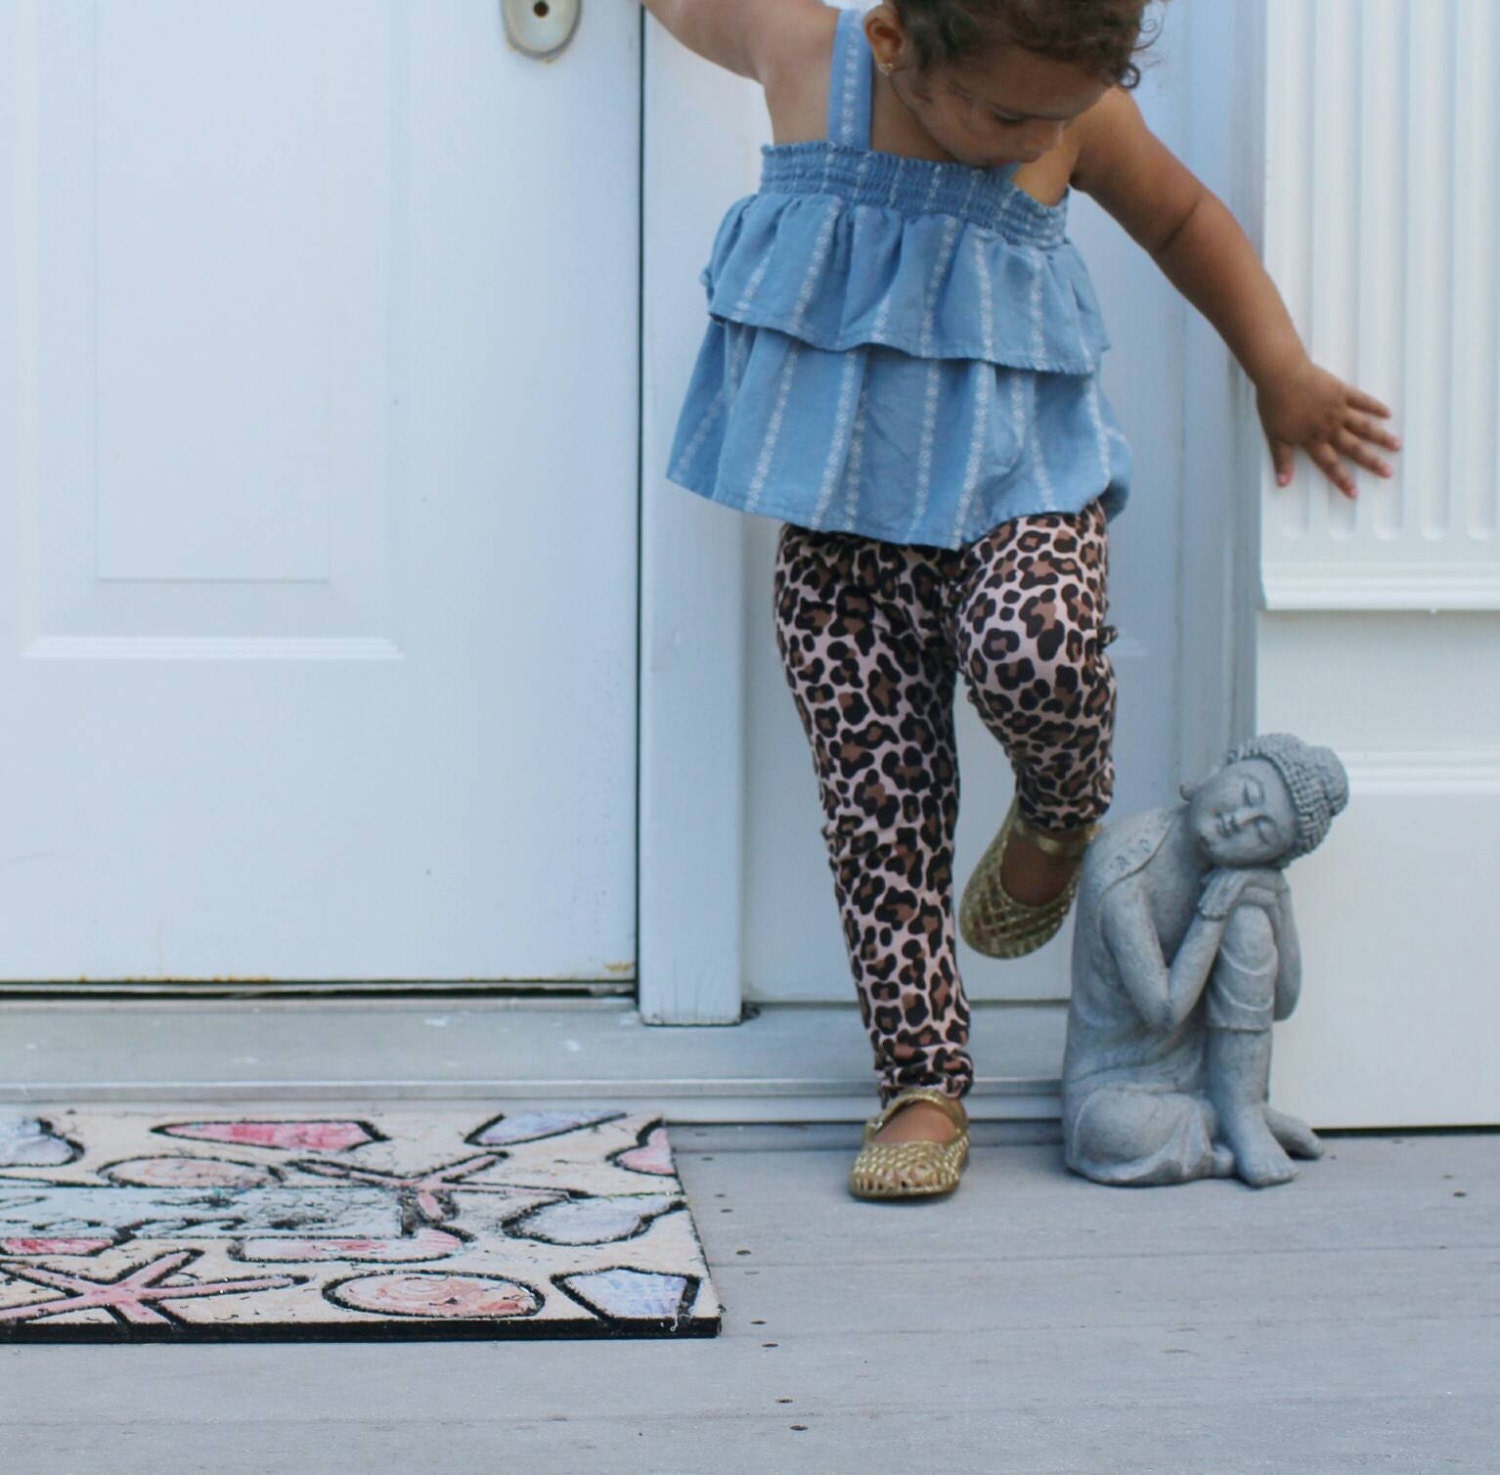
[0, 997, 1066, 1123]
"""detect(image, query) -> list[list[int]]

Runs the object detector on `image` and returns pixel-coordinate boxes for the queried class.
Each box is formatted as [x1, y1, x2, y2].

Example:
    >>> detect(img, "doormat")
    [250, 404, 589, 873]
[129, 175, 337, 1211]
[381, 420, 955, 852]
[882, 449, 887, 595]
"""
[0, 1107, 720, 1341]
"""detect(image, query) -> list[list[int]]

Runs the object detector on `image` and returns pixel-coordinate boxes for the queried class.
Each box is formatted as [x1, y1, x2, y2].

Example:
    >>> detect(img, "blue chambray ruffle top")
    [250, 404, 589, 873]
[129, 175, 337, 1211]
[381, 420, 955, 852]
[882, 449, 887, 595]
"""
[665, 3, 1132, 550]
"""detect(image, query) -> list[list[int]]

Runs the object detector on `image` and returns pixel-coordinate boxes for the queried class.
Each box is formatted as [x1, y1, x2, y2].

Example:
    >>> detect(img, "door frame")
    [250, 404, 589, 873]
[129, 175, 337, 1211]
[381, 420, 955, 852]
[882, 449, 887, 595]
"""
[636, 1, 1265, 1025]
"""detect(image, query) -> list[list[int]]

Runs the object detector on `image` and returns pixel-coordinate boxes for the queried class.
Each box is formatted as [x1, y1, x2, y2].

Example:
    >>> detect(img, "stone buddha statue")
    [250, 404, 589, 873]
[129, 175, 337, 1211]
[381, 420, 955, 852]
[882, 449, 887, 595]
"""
[1062, 734, 1349, 1188]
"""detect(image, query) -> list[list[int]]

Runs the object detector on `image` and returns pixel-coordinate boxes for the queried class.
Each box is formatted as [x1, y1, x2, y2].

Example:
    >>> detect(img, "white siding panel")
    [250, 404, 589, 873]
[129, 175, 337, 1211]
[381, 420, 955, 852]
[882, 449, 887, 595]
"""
[1261, 0, 1500, 609]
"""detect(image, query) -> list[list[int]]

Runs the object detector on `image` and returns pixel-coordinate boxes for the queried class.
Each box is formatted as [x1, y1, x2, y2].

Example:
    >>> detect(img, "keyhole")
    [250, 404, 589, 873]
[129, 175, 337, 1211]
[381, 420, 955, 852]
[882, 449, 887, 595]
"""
[533, 1, 549, 14]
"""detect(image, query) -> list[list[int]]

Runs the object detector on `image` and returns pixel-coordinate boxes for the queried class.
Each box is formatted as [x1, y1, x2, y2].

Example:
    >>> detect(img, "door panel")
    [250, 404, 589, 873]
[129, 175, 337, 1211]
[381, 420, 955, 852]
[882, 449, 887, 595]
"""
[741, 11, 1189, 1004]
[0, 1, 639, 983]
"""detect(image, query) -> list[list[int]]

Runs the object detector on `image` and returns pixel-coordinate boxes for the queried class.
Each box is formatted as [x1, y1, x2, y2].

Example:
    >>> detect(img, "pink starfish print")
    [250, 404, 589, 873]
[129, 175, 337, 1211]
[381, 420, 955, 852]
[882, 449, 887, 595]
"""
[0, 1249, 299, 1327]
[293, 1153, 545, 1225]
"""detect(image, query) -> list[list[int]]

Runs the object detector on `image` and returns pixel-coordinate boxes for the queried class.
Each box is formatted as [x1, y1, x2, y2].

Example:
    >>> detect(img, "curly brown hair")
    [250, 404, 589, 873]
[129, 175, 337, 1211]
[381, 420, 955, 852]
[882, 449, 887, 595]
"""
[888, 0, 1160, 91]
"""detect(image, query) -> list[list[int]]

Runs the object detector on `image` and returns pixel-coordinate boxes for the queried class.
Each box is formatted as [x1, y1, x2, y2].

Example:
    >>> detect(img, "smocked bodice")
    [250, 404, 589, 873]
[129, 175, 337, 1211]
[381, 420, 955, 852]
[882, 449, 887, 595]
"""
[694, 8, 1110, 375]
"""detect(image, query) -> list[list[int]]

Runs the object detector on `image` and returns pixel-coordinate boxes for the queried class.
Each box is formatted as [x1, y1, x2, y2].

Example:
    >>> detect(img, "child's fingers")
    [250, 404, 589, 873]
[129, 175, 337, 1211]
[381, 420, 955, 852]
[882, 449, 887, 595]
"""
[1345, 412, 1402, 452]
[1271, 440, 1296, 488]
[1309, 440, 1357, 499]
[1347, 388, 1392, 418]
[1334, 427, 1393, 478]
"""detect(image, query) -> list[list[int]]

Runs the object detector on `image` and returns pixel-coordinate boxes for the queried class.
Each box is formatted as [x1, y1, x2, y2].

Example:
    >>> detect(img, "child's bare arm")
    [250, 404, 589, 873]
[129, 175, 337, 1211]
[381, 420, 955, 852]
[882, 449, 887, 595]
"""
[1071, 90, 1401, 499]
[637, 0, 815, 83]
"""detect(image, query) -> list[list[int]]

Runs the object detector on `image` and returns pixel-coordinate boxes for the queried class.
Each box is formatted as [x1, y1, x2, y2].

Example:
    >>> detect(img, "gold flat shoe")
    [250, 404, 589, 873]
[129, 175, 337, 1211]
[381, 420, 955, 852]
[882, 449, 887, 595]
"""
[848, 1086, 970, 1200]
[958, 798, 1097, 959]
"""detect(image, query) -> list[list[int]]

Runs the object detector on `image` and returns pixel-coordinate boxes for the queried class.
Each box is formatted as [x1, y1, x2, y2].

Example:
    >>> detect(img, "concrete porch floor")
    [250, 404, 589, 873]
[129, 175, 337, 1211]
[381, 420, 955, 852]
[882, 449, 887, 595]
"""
[1, 1114, 1495, 1474]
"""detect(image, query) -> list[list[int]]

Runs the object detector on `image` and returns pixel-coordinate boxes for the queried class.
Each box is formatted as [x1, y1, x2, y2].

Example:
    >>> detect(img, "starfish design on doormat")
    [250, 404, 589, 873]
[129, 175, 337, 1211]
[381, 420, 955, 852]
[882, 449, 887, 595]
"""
[292, 1154, 556, 1226]
[0, 1249, 301, 1327]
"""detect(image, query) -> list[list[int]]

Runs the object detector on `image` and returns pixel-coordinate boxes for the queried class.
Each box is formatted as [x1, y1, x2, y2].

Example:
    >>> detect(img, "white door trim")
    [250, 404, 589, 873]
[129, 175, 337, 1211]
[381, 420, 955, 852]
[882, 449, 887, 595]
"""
[636, 21, 765, 1023]
[637, 3, 1263, 1025]
[1174, 0, 1266, 783]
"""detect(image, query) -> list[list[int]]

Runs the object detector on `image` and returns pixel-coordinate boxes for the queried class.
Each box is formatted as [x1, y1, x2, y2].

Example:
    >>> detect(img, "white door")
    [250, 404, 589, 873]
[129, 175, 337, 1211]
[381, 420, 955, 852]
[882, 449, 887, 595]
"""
[0, 1, 639, 985]
[641, 2, 1233, 1036]
[736, 9, 1190, 1010]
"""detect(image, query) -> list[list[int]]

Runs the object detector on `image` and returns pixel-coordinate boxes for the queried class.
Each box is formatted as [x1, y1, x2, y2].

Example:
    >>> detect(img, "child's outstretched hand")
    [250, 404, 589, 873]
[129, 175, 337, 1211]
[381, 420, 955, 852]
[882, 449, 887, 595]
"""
[1256, 356, 1401, 499]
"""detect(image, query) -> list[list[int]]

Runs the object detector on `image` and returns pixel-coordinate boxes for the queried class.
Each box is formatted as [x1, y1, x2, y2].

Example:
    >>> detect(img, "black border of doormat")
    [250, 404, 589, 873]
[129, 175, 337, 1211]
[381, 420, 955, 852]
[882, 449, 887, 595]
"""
[0, 1313, 721, 1343]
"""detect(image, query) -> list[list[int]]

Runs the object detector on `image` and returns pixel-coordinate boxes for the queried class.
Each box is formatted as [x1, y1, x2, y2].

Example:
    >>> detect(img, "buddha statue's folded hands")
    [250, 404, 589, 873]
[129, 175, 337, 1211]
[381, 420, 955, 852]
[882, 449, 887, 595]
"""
[1197, 866, 1288, 921]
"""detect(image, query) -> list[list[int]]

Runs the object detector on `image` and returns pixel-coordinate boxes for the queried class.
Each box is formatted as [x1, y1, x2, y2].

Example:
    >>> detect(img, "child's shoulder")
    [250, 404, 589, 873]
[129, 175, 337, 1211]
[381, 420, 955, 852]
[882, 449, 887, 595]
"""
[652, 0, 835, 89]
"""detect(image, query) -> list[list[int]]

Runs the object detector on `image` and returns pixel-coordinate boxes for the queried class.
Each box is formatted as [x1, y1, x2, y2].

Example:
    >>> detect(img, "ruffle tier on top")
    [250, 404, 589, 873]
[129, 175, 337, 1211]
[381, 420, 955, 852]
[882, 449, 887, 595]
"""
[699, 144, 1111, 375]
[667, 143, 1132, 550]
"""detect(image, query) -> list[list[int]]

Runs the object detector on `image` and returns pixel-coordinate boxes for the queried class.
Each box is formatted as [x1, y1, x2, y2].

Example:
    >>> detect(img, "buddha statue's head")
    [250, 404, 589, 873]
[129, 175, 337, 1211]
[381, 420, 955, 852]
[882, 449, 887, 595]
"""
[1182, 734, 1349, 870]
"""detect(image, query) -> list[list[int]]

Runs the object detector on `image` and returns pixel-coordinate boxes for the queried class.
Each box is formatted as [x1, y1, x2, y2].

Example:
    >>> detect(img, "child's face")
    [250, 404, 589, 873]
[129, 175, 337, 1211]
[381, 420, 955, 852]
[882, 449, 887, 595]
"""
[1186, 759, 1299, 869]
[886, 36, 1109, 170]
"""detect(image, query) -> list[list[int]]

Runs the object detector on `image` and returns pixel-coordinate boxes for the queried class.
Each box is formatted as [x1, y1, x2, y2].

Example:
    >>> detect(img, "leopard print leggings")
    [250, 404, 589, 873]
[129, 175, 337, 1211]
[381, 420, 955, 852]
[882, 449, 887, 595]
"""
[772, 500, 1118, 1108]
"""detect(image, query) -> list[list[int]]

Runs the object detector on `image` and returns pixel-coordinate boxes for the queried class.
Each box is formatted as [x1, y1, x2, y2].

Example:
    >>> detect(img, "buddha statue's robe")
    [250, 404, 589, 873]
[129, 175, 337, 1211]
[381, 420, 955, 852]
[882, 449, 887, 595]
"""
[1062, 809, 1228, 1186]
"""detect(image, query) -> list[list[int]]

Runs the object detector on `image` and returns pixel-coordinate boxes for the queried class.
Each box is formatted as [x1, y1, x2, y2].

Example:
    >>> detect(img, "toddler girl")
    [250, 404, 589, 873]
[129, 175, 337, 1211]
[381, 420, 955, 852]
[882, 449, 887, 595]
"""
[643, 0, 1400, 1198]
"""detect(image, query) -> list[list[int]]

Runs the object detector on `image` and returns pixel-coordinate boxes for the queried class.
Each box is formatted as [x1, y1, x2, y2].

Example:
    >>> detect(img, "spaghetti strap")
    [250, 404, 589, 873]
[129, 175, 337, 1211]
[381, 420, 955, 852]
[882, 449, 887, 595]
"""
[825, 6, 873, 151]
